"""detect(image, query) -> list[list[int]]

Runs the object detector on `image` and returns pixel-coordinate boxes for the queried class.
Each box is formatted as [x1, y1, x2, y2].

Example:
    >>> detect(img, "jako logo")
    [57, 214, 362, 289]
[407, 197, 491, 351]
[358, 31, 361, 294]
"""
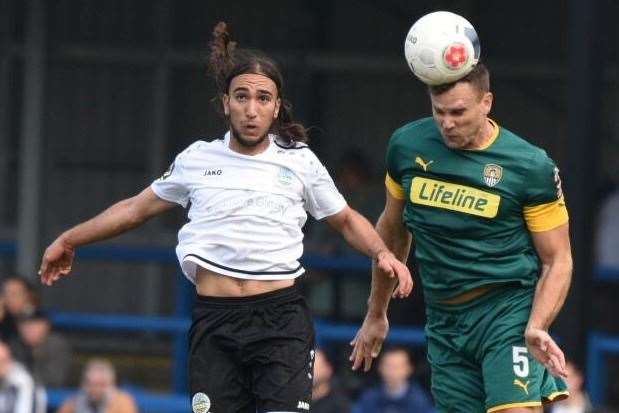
[204, 169, 222, 176]
[297, 401, 310, 410]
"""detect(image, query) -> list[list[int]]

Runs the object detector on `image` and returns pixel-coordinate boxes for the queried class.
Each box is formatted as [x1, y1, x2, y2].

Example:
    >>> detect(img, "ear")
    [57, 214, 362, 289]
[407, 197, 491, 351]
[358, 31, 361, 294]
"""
[222, 94, 230, 116]
[274, 97, 281, 119]
[482, 92, 493, 115]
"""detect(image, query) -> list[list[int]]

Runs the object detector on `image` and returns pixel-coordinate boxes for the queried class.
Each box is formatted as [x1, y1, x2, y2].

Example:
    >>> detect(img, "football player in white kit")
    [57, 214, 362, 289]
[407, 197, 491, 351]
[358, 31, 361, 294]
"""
[39, 22, 413, 413]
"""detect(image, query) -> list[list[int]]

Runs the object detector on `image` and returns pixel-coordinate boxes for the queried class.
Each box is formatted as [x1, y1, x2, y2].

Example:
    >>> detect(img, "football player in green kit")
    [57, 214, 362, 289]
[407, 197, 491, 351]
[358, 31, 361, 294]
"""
[350, 63, 572, 413]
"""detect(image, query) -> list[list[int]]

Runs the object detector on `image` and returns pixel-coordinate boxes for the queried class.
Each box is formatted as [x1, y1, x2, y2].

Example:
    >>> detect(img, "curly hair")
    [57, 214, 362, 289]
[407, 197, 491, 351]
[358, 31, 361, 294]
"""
[207, 22, 308, 144]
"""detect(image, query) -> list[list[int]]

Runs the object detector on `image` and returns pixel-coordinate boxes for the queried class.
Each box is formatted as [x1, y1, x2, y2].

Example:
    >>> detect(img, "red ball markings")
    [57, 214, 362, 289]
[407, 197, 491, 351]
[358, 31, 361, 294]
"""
[443, 43, 468, 69]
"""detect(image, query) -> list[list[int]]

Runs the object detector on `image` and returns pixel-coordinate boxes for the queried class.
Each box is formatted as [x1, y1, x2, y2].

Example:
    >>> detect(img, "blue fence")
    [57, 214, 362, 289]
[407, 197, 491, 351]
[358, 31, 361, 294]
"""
[45, 312, 425, 412]
[2, 240, 619, 407]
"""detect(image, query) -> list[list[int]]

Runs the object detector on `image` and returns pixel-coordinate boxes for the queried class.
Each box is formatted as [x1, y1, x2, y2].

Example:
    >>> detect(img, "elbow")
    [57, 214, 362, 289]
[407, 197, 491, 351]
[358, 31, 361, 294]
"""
[122, 197, 149, 228]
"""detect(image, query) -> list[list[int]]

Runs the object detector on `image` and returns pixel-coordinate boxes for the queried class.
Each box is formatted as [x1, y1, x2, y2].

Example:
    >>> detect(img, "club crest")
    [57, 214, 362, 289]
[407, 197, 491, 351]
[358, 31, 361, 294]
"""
[483, 164, 502, 187]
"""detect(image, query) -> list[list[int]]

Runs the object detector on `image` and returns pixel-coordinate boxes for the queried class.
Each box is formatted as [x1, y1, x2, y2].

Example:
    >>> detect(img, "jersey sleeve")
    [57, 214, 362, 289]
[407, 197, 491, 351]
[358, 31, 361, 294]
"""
[523, 151, 568, 232]
[303, 153, 347, 220]
[150, 144, 194, 208]
[385, 131, 406, 200]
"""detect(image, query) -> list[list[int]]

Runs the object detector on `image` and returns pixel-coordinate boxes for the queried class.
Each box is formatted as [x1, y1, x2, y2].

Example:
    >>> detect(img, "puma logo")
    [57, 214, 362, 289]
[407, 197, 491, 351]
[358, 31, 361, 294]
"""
[513, 379, 530, 395]
[415, 156, 434, 171]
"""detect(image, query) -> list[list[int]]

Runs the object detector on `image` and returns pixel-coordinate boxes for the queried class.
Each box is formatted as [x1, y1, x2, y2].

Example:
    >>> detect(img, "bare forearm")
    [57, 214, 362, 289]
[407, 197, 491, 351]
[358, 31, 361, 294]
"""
[336, 209, 391, 259]
[59, 197, 147, 248]
[527, 259, 572, 331]
[367, 212, 412, 316]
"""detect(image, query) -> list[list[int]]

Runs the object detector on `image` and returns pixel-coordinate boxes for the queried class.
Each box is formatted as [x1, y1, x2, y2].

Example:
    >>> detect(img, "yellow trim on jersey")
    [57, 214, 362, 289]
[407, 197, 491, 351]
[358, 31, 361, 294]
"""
[544, 391, 570, 402]
[385, 173, 405, 200]
[464, 118, 500, 151]
[487, 401, 542, 413]
[523, 197, 569, 232]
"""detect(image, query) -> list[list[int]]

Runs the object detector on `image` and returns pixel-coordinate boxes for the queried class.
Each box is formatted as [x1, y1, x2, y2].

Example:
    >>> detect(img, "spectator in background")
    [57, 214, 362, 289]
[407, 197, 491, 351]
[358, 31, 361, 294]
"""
[0, 298, 18, 343]
[57, 358, 138, 413]
[0, 341, 46, 413]
[312, 349, 351, 413]
[353, 347, 435, 413]
[15, 309, 71, 387]
[549, 361, 594, 413]
[1, 277, 38, 319]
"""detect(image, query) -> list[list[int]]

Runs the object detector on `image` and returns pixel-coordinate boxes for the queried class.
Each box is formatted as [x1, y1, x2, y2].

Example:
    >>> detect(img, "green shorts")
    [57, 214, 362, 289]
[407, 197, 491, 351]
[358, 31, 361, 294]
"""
[425, 284, 568, 413]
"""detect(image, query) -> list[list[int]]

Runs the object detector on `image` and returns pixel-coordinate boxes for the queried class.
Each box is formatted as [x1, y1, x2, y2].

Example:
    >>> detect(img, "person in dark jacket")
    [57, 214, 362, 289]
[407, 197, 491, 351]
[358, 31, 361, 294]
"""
[354, 347, 435, 413]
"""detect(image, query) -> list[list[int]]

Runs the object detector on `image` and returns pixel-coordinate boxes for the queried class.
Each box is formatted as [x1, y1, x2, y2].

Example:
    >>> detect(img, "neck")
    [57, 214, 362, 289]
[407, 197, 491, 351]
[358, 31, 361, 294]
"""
[467, 118, 494, 150]
[228, 131, 271, 156]
[385, 381, 408, 396]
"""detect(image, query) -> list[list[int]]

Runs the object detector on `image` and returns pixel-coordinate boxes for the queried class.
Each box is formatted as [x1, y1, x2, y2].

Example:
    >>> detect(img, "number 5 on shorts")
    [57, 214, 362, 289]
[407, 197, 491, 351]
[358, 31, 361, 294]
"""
[512, 346, 529, 377]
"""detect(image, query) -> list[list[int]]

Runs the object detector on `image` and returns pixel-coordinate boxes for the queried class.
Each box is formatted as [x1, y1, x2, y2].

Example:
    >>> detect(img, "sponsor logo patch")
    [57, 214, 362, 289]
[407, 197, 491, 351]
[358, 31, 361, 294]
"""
[410, 177, 500, 218]
[483, 164, 502, 187]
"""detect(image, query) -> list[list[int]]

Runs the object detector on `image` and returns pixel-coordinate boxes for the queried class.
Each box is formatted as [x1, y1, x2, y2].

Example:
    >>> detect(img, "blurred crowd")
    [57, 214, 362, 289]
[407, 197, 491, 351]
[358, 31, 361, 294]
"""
[0, 276, 137, 413]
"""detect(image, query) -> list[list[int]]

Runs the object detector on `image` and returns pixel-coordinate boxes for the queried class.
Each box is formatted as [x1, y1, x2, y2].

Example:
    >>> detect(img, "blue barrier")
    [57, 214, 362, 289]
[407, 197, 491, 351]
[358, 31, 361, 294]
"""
[587, 332, 619, 404]
[46, 388, 189, 412]
[3, 240, 619, 404]
[596, 266, 619, 281]
[47, 313, 425, 413]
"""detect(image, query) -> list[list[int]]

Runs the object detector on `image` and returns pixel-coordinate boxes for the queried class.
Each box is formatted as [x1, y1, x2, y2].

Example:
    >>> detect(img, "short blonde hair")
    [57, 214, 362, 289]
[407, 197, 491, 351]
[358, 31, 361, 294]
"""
[82, 358, 116, 385]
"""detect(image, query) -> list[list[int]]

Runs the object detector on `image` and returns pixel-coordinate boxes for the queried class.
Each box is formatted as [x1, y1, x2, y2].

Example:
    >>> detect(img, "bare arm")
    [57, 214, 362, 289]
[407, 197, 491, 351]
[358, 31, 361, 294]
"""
[525, 223, 572, 377]
[326, 205, 413, 298]
[367, 192, 413, 316]
[350, 190, 413, 371]
[39, 187, 177, 285]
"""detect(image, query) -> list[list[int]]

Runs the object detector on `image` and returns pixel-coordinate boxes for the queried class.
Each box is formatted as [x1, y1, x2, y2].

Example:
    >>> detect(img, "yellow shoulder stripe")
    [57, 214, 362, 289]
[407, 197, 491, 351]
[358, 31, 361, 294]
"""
[523, 197, 569, 232]
[487, 401, 542, 413]
[385, 173, 405, 200]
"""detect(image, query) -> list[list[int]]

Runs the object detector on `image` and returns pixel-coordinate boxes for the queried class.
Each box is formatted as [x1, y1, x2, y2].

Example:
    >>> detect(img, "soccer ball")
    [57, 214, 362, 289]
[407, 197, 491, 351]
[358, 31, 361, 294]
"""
[404, 11, 480, 86]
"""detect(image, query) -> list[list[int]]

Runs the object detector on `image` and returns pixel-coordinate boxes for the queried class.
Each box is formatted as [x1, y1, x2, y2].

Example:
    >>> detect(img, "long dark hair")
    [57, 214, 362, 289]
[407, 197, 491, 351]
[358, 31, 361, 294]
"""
[207, 22, 308, 144]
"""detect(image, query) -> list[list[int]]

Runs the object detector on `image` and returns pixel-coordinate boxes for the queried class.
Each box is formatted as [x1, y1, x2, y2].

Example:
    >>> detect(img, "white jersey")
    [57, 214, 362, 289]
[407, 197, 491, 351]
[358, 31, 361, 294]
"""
[151, 132, 347, 283]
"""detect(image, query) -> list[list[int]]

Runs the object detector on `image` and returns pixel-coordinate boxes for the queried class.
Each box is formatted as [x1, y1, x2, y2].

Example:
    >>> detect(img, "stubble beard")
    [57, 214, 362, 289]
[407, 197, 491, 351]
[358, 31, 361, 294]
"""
[230, 124, 269, 148]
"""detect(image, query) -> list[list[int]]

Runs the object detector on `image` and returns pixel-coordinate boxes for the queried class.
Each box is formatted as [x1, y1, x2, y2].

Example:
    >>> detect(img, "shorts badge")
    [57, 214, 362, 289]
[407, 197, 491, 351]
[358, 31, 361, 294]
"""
[192, 392, 211, 413]
[483, 164, 503, 187]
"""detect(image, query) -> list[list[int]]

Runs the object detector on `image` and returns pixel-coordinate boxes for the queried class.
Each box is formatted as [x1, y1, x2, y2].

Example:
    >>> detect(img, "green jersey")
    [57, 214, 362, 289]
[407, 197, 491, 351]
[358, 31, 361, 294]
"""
[385, 117, 568, 304]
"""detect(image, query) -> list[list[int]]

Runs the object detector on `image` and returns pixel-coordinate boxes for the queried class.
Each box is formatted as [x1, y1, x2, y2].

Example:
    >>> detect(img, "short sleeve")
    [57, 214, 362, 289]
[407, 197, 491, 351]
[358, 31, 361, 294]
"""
[150, 146, 192, 208]
[304, 155, 347, 220]
[523, 151, 568, 232]
[385, 130, 406, 200]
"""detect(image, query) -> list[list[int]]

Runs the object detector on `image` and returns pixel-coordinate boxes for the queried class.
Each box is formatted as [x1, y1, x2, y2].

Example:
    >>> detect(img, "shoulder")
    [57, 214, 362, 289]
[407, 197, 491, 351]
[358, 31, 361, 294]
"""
[57, 398, 77, 413]
[358, 386, 382, 402]
[8, 363, 33, 387]
[179, 137, 224, 157]
[272, 136, 325, 174]
[273, 135, 310, 151]
[498, 125, 554, 165]
[110, 390, 138, 412]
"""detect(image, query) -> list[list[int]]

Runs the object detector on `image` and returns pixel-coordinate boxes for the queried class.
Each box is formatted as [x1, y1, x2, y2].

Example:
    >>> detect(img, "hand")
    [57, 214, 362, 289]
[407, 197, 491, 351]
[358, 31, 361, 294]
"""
[375, 251, 413, 299]
[349, 313, 389, 372]
[39, 237, 75, 286]
[524, 327, 567, 378]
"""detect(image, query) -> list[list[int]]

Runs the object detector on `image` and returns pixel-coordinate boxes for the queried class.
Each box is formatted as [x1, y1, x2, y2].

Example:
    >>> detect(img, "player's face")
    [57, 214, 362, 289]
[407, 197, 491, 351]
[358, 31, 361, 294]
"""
[223, 73, 281, 151]
[430, 82, 493, 149]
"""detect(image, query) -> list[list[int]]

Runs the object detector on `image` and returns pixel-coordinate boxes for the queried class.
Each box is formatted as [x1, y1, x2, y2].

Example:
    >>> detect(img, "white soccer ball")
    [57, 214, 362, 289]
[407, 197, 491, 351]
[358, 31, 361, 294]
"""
[404, 11, 480, 86]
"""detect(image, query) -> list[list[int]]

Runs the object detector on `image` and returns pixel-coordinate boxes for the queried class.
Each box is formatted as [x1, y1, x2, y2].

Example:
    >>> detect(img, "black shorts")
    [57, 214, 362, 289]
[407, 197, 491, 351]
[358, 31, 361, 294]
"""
[189, 285, 315, 413]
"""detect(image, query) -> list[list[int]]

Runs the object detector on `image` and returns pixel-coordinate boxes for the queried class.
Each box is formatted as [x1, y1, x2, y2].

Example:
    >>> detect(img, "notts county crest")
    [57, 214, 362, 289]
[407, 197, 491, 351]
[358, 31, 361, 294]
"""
[483, 164, 502, 187]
